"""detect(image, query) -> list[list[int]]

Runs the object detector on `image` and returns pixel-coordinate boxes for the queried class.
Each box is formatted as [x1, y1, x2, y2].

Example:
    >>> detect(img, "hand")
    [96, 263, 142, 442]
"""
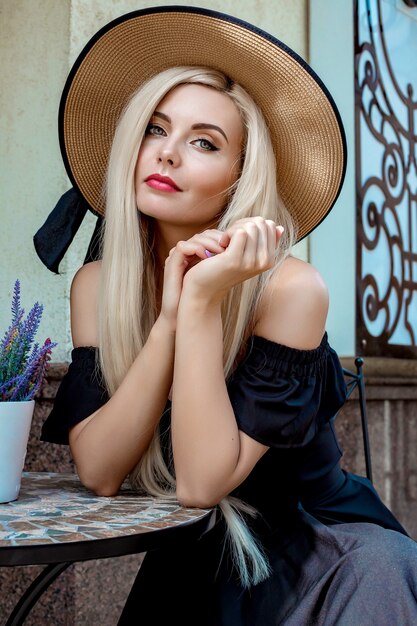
[222, 217, 283, 244]
[158, 229, 226, 328]
[171, 229, 228, 269]
[182, 217, 284, 305]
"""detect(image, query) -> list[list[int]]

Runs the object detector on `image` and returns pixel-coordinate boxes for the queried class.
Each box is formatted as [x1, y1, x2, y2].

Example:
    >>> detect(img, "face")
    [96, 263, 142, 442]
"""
[135, 83, 243, 232]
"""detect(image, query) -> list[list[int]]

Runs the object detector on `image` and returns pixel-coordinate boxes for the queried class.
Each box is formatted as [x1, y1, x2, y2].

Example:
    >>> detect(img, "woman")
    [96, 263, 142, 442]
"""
[39, 7, 417, 625]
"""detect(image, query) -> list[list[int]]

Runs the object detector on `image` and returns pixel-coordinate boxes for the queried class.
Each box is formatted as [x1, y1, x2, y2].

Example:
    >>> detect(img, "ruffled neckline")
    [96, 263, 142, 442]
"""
[71, 333, 330, 370]
[249, 332, 328, 362]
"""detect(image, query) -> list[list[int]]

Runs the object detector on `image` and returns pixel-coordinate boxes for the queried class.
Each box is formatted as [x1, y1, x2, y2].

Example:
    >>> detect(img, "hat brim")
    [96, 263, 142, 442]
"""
[59, 5, 347, 242]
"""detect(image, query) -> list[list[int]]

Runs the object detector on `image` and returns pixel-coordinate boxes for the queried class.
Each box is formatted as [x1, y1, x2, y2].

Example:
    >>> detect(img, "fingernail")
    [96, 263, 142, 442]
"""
[205, 249, 215, 258]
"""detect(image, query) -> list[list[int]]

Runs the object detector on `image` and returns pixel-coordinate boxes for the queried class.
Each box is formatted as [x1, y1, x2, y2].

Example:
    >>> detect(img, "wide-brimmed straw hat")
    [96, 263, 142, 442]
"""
[59, 5, 346, 243]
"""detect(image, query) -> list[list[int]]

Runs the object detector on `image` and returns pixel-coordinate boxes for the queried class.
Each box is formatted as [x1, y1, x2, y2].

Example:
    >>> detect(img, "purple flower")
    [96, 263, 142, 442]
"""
[0, 280, 57, 402]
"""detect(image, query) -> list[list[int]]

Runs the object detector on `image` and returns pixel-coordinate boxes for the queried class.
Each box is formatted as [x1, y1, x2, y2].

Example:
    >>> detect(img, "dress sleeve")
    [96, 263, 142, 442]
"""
[40, 347, 109, 445]
[227, 333, 347, 448]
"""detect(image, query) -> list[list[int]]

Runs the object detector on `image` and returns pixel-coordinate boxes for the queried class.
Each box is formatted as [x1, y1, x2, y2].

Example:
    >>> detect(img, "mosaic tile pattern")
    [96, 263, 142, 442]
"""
[0, 472, 212, 549]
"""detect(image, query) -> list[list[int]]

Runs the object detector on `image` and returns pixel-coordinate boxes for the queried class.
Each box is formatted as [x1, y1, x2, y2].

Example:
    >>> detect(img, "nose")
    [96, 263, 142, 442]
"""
[158, 143, 179, 167]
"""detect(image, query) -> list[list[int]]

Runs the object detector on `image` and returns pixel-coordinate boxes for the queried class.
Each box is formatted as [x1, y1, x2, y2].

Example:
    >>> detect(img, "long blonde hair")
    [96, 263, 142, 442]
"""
[99, 67, 297, 587]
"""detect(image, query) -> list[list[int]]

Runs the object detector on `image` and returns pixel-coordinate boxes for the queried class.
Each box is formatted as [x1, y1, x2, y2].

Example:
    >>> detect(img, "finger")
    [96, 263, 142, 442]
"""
[218, 231, 231, 248]
[226, 221, 261, 268]
[175, 240, 207, 260]
[206, 231, 230, 256]
[254, 218, 270, 258]
[244, 219, 276, 270]
[265, 220, 277, 256]
[174, 238, 225, 263]
[223, 218, 247, 239]
[200, 236, 227, 255]
[226, 227, 248, 261]
[225, 217, 268, 241]
[190, 232, 227, 257]
[240, 222, 259, 267]
[276, 225, 284, 242]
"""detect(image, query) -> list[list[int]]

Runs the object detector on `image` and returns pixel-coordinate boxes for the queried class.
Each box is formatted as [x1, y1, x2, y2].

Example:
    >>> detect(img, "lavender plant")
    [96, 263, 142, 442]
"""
[0, 280, 57, 402]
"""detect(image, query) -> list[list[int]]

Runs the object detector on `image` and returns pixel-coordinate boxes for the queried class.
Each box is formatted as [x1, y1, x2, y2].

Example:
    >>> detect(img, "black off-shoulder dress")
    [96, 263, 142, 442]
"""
[40, 334, 417, 625]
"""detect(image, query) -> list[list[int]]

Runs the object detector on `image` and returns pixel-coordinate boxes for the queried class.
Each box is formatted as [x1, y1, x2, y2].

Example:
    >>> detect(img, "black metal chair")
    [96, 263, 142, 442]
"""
[341, 358, 373, 483]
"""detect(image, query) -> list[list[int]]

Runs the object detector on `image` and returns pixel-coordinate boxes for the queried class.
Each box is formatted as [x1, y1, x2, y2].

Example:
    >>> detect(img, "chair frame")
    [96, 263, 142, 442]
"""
[341, 358, 373, 483]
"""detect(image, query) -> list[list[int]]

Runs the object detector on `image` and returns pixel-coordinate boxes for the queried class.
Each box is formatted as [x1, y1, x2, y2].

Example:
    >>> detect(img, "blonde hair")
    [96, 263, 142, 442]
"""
[99, 66, 297, 588]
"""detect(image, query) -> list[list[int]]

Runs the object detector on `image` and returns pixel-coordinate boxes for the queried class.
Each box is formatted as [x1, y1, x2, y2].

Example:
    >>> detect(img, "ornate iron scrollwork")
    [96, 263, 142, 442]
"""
[355, 0, 417, 358]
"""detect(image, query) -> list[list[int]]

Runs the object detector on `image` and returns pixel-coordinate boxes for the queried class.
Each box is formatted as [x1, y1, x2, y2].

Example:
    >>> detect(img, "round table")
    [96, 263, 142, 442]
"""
[0, 472, 216, 625]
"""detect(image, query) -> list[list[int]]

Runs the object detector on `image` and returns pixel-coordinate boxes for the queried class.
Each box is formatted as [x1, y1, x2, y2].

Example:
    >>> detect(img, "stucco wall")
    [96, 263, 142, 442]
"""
[0, 0, 308, 362]
[0, 0, 72, 362]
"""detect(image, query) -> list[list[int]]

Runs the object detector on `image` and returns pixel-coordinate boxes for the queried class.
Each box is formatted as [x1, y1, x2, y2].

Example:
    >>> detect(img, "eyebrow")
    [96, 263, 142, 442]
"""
[152, 111, 229, 143]
[192, 123, 228, 143]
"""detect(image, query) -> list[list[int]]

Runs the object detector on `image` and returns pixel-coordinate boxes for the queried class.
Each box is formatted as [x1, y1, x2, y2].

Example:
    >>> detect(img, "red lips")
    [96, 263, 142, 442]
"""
[145, 173, 182, 192]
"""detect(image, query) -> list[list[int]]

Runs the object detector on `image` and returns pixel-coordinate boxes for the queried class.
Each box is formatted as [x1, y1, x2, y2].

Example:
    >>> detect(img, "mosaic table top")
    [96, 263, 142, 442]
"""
[0, 472, 214, 565]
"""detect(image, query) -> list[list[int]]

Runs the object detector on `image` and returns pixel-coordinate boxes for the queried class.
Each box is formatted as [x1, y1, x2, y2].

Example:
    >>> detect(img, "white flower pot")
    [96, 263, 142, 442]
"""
[0, 400, 35, 503]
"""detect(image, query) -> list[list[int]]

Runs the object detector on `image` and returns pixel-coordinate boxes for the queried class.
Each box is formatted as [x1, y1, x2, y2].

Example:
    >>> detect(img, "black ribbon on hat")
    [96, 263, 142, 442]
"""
[33, 187, 103, 274]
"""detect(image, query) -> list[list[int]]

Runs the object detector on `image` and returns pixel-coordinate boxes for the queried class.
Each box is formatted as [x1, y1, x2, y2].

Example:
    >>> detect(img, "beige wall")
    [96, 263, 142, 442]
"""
[0, 0, 72, 361]
[0, 0, 308, 361]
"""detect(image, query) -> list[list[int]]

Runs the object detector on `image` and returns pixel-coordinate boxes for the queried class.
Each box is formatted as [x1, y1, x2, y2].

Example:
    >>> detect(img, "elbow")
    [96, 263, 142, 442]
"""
[76, 467, 121, 497]
[176, 481, 220, 509]
[90, 483, 120, 497]
[71, 445, 123, 496]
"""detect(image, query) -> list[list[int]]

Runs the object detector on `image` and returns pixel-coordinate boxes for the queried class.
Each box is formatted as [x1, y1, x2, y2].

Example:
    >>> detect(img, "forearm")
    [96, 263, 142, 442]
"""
[172, 289, 241, 507]
[70, 316, 175, 495]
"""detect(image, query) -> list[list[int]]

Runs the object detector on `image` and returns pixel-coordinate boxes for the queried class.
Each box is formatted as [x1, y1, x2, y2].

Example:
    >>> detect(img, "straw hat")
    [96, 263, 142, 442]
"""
[59, 5, 346, 242]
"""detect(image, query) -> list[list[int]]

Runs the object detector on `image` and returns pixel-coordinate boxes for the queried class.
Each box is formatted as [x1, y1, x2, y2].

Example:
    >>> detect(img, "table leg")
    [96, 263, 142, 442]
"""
[5, 562, 71, 626]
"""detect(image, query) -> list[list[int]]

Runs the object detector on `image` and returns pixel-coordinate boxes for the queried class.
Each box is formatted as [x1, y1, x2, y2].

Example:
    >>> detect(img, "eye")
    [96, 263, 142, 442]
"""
[145, 123, 166, 136]
[192, 138, 219, 152]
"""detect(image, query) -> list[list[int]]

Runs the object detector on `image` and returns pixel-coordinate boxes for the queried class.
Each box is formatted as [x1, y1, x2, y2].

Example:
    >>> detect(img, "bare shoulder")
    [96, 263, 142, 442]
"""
[70, 260, 101, 348]
[254, 255, 329, 350]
